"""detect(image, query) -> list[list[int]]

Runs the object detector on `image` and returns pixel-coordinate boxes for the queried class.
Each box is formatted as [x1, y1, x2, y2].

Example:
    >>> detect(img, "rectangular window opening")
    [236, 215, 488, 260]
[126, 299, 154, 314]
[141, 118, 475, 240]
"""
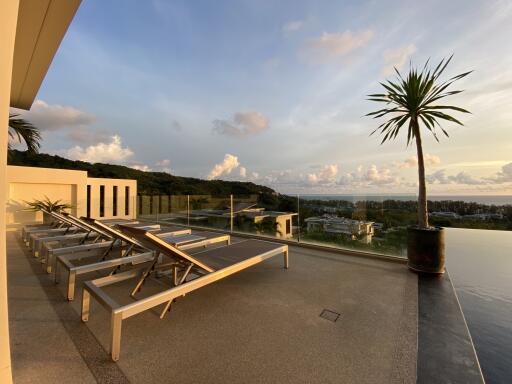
[125, 186, 130, 215]
[113, 186, 118, 217]
[86, 185, 91, 218]
[99, 185, 105, 217]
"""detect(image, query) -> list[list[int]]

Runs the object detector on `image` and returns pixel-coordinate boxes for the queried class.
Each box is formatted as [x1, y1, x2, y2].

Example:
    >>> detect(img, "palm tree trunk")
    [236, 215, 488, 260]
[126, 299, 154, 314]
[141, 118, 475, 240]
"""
[413, 117, 429, 228]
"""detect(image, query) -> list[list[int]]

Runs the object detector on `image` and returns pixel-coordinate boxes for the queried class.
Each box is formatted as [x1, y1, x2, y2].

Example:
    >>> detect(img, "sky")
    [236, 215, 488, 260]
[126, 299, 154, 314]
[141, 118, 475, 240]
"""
[10, 0, 512, 195]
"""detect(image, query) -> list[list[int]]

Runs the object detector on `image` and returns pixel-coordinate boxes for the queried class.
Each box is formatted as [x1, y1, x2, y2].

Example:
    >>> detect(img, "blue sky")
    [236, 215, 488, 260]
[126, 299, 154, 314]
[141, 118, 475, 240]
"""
[12, 0, 512, 194]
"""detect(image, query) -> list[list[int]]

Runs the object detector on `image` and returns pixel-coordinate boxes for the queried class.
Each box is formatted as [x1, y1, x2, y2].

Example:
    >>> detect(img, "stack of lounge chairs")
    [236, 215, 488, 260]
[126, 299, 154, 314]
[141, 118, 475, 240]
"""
[19, 210, 289, 361]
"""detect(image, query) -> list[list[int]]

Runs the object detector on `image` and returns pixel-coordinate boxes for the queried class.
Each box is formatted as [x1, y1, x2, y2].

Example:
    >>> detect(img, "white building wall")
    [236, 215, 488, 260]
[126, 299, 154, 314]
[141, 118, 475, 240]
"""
[0, 2, 19, 381]
[87, 178, 137, 221]
[6, 166, 137, 226]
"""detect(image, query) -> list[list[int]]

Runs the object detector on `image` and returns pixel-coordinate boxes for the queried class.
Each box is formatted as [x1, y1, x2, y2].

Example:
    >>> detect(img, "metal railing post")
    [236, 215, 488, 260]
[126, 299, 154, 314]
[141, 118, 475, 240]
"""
[156, 195, 159, 223]
[297, 194, 300, 243]
[230, 194, 234, 233]
[187, 195, 190, 227]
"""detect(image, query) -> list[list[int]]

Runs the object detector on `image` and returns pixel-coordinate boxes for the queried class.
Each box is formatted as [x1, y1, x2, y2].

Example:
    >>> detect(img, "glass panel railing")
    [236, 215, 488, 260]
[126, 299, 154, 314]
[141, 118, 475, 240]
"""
[298, 195, 408, 257]
[232, 194, 299, 241]
[132, 193, 511, 260]
[187, 195, 231, 231]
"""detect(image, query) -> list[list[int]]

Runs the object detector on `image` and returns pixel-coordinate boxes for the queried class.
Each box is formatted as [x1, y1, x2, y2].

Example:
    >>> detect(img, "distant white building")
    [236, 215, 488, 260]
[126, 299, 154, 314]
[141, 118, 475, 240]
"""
[189, 203, 297, 239]
[430, 211, 460, 219]
[305, 215, 374, 244]
[322, 206, 338, 214]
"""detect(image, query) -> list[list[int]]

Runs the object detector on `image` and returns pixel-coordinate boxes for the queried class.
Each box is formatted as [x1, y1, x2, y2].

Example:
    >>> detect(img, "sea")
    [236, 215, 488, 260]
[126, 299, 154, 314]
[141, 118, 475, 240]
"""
[300, 194, 512, 206]
[301, 194, 512, 383]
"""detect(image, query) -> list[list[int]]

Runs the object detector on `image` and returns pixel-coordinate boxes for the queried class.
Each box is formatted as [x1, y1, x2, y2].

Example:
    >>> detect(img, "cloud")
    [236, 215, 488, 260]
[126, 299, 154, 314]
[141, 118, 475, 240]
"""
[131, 164, 152, 172]
[213, 111, 269, 137]
[64, 135, 134, 163]
[283, 20, 304, 33]
[397, 154, 441, 169]
[13, 99, 95, 131]
[155, 159, 173, 173]
[427, 169, 485, 185]
[307, 164, 338, 185]
[381, 44, 416, 76]
[66, 128, 111, 145]
[207, 154, 240, 180]
[130, 159, 174, 174]
[450, 172, 485, 185]
[339, 164, 400, 187]
[488, 162, 512, 183]
[239, 166, 247, 178]
[304, 30, 374, 63]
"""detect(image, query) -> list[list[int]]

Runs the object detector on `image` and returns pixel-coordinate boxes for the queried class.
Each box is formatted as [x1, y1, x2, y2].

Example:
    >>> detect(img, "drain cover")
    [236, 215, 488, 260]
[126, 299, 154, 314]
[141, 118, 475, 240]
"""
[320, 309, 340, 322]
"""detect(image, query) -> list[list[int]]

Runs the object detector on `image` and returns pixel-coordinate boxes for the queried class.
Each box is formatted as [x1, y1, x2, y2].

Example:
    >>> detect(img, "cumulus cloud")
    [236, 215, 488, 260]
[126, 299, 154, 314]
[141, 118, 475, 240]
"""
[239, 166, 247, 178]
[13, 99, 95, 131]
[131, 164, 152, 172]
[304, 30, 374, 63]
[487, 162, 512, 183]
[256, 170, 295, 186]
[64, 135, 134, 163]
[66, 129, 111, 145]
[207, 154, 240, 180]
[307, 164, 338, 185]
[427, 169, 485, 185]
[155, 159, 173, 173]
[397, 154, 441, 169]
[381, 44, 416, 76]
[283, 20, 304, 33]
[213, 112, 269, 137]
[130, 159, 175, 174]
[156, 159, 171, 167]
[339, 164, 400, 187]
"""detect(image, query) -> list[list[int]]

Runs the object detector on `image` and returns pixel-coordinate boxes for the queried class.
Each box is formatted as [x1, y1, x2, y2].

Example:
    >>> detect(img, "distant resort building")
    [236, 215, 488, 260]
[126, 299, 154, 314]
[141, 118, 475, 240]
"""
[305, 215, 375, 244]
[188, 202, 297, 239]
[430, 211, 460, 219]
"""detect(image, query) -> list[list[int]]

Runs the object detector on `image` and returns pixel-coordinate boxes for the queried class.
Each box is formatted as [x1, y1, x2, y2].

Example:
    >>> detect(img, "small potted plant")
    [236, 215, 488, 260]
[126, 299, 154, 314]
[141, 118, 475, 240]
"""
[24, 196, 73, 224]
[367, 56, 471, 273]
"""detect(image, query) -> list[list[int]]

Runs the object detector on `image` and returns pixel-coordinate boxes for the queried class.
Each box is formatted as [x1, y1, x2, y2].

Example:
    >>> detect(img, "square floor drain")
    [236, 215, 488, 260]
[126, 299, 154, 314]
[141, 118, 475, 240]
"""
[320, 309, 340, 322]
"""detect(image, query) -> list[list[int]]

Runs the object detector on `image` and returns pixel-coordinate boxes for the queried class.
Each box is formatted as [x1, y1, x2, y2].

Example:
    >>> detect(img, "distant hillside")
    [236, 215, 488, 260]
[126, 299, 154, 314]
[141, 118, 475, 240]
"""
[8, 150, 277, 197]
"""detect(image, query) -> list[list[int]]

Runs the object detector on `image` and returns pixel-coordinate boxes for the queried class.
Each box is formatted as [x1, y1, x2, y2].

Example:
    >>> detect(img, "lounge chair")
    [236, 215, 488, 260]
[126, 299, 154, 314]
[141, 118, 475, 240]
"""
[81, 225, 288, 361]
[23, 211, 80, 246]
[55, 218, 228, 301]
[31, 212, 110, 257]
[21, 215, 66, 242]
[39, 213, 173, 270]
[38, 213, 123, 273]
[27, 211, 90, 252]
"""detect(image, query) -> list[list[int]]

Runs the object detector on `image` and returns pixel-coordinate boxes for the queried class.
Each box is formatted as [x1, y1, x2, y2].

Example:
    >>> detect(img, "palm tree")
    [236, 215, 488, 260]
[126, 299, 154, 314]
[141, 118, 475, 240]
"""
[8, 113, 41, 153]
[367, 56, 471, 229]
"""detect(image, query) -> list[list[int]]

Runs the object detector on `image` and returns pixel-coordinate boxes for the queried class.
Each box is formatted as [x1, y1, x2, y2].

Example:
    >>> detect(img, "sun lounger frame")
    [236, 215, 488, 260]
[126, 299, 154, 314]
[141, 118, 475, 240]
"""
[81, 229, 288, 361]
[55, 218, 227, 300]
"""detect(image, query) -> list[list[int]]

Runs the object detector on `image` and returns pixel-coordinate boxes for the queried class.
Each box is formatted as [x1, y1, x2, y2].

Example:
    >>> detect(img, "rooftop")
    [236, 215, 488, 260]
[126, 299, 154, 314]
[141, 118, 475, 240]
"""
[8, 229, 417, 383]
[7, 222, 486, 384]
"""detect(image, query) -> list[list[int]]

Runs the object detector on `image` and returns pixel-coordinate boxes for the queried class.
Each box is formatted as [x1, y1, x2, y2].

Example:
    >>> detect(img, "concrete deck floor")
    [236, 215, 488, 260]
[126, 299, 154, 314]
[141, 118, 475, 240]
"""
[8, 231, 417, 384]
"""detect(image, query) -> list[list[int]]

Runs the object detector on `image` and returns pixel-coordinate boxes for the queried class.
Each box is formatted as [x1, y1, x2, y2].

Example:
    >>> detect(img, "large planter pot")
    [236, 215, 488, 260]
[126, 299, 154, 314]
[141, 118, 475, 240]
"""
[407, 226, 445, 274]
[42, 211, 53, 225]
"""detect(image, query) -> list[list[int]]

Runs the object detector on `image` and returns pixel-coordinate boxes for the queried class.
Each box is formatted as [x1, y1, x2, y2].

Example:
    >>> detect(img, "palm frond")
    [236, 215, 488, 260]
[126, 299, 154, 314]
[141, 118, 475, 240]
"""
[8, 114, 41, 153]
[24, 196, 73, 213]
[366, 55, 470, 144]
